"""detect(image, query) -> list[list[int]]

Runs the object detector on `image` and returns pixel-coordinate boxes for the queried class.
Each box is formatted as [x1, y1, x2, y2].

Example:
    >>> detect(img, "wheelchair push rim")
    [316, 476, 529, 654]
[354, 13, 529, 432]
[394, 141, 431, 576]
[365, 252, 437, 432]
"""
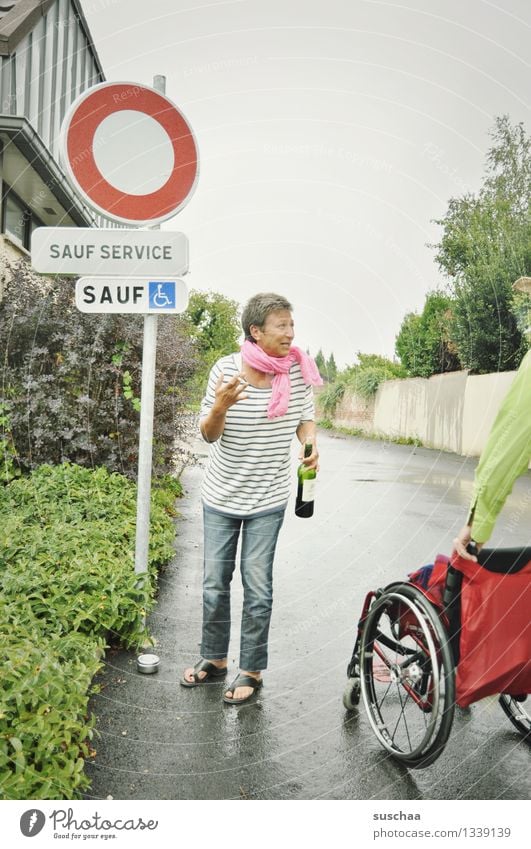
[359, 584, 455, 767]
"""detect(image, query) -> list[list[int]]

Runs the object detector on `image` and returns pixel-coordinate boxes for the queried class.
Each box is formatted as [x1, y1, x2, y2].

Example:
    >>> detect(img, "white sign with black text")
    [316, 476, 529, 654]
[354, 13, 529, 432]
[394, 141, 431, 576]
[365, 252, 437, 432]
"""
[75, 277, 189, 314]
[31, 228, 189, 276]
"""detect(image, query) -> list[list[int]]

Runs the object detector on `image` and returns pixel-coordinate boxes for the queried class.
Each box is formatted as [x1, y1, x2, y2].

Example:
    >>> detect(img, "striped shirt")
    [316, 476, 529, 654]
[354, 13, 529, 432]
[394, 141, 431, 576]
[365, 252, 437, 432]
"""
[200, 353, 315, 517]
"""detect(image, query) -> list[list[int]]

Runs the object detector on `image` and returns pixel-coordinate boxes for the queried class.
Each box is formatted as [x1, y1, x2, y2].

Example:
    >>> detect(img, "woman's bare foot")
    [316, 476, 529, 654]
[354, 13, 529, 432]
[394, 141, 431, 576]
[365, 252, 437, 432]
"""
[182, 658, 227, 684]
[224, 670, 262, 701]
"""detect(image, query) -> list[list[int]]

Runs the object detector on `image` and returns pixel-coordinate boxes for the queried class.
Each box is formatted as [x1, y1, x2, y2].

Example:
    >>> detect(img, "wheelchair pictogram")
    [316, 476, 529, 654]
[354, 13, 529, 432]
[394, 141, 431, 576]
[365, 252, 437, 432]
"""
[149, 281, 176, 309]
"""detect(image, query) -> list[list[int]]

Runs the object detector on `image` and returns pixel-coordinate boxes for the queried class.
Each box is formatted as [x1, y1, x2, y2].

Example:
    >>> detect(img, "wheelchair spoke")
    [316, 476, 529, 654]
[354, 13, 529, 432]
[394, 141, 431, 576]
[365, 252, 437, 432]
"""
[392, 681, 414, 750]
[377, 679, 394, 710]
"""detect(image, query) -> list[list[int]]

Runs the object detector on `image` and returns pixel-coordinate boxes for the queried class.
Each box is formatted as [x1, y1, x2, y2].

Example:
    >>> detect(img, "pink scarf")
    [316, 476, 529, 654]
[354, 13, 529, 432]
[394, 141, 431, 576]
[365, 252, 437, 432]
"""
[241, 339, 323, 418]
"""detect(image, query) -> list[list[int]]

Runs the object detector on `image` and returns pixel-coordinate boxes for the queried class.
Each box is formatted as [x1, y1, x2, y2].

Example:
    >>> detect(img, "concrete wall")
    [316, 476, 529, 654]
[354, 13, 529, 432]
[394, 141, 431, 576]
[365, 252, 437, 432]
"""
[461, 370, 516, 456]
[373, 377, 426, 441]
[425, 370, 468, 453]
[326, 367, 520, 458]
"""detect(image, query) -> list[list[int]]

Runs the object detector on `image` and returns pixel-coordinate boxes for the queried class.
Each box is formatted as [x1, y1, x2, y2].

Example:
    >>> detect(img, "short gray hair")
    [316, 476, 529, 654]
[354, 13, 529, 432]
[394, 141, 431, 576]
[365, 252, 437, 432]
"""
[241, 292, 293, 341]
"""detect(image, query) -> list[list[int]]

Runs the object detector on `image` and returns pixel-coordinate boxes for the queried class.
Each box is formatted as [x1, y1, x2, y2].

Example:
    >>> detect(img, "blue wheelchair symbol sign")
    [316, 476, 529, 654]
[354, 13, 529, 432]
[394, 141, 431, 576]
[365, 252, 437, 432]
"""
[149, 281, 176, 309]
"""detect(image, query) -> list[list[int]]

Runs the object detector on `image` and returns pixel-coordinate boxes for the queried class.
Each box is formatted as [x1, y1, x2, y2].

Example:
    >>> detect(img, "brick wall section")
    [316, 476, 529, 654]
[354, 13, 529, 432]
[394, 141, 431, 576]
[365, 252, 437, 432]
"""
[333, 391, 375, 432]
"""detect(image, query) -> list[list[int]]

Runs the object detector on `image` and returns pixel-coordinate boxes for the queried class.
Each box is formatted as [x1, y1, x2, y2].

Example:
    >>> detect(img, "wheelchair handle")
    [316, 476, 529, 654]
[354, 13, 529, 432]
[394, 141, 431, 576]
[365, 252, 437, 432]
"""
[466, 540, 479, 557]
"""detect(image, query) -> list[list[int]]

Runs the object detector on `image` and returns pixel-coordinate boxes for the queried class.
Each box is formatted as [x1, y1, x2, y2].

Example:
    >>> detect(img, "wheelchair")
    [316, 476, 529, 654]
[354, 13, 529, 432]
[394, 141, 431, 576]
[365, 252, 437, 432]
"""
[342, 545, 531, 768]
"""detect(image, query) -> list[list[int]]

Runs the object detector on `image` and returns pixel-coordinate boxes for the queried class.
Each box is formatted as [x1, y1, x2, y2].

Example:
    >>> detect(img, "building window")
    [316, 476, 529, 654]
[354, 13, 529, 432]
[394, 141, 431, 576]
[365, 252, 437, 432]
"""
[1, 185, 42, 251]
[4, 192, 27, 244]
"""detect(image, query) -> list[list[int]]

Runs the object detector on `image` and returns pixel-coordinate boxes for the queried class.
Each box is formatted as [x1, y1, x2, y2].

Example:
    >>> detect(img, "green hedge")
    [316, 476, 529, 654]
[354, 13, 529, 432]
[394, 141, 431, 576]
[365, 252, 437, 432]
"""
[0, 463, 178, 800]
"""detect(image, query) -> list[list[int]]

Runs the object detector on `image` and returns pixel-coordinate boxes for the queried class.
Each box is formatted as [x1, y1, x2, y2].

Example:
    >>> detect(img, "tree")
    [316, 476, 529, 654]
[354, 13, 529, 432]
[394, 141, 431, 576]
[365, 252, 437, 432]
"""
[184, 290, 241, 392]
[326, 353, 338, 382]
[432, 116, 531, 373]
[314, 348, 326, 379]
[395, 291, 460, 377]
[312, 349, 337, 382]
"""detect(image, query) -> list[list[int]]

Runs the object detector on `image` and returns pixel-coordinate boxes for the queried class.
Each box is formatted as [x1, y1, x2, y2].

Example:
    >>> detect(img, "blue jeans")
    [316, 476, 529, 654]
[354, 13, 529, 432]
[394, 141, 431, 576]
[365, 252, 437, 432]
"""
[200, 505, 285, 671]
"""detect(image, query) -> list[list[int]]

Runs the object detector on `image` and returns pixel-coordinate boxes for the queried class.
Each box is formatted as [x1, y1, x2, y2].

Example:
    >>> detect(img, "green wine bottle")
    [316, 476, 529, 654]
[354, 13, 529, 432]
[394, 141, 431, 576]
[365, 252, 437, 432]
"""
[295, 441, 316, 518]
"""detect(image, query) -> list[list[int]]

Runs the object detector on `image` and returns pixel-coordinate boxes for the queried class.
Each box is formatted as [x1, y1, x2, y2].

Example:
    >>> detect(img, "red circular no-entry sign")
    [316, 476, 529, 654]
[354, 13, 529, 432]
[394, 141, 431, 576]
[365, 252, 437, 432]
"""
[59, 82, 199, 226]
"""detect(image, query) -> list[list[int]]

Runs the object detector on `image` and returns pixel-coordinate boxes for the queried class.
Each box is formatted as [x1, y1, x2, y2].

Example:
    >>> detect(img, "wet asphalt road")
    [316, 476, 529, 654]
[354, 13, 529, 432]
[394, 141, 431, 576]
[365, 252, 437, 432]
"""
[84, 430, 531, 800]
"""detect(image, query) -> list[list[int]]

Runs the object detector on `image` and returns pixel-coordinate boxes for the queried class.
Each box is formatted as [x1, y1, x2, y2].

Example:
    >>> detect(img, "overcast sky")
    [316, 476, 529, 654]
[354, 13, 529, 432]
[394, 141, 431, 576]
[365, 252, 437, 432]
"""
[82, 0, 530, 366]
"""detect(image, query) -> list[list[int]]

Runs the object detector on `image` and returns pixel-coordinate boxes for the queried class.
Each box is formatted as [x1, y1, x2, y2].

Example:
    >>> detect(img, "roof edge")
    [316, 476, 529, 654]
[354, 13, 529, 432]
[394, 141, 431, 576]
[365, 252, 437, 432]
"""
[0, 0, 105, 80]
[0, 114, 96, 226]
[0, 0, 55, 54]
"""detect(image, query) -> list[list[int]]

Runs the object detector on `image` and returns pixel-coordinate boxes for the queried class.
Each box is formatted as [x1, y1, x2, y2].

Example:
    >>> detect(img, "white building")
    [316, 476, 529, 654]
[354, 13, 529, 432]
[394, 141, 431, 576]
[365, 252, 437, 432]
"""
[0, 0, 106, 273]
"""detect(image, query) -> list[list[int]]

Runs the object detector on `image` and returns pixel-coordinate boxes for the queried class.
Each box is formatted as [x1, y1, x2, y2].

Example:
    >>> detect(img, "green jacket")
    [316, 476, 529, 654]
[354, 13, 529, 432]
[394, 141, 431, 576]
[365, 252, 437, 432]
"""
[468, 350, 531, 543]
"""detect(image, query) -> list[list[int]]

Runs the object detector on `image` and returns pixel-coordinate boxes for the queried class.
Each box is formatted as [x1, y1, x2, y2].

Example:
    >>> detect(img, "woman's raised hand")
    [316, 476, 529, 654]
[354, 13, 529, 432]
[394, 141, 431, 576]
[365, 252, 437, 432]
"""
[214, 372, 248, 410]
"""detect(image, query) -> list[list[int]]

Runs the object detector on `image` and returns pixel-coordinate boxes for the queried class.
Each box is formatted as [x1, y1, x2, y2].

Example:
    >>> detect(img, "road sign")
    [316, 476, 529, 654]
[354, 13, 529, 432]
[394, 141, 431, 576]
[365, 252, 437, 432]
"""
[75, 277, 188, 314]
[59, 81, 199, 226]
[31, 227, 189, 276]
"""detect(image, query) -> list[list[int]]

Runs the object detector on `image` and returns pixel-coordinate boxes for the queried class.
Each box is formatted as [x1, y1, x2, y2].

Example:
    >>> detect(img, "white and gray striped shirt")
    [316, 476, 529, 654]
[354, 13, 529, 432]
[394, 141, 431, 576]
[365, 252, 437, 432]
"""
[200, 353, 315, 517]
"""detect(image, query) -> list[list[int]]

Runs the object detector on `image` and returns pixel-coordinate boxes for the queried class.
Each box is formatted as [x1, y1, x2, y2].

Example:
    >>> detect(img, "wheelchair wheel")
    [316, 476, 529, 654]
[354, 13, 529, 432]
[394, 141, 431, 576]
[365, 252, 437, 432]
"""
[499, 694, 531, 740]
[360, 583, 455, 768]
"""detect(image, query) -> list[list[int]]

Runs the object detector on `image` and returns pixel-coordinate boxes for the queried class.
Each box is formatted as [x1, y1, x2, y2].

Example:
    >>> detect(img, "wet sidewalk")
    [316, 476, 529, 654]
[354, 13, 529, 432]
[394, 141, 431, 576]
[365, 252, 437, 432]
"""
[84, 432, 531, 800]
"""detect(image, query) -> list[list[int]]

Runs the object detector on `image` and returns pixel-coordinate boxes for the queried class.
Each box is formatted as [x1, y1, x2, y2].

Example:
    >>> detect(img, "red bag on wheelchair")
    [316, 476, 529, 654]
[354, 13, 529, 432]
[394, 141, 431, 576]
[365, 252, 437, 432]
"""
[450, 550, 531, 707]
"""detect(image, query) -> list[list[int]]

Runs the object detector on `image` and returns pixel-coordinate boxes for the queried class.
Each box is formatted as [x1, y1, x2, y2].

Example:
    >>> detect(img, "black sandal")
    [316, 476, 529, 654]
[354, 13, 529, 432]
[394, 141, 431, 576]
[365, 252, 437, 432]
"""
[180, 659, 228, 688]
[223, 673, 263, 705]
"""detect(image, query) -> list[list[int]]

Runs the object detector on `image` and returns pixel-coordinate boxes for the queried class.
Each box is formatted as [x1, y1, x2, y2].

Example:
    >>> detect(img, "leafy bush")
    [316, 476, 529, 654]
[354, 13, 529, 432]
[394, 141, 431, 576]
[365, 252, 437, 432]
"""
[319, 380, 346, 415]
[345, 354, 406, 400]
[347, 366, 392, 399]
[348, 366, 387, 399]
[0, 261, 198, 477]
[0, 403, 20, 484]
[317, 352, 406, 414]
[0, 618, 104, 800]
[0, 463, 177, 799]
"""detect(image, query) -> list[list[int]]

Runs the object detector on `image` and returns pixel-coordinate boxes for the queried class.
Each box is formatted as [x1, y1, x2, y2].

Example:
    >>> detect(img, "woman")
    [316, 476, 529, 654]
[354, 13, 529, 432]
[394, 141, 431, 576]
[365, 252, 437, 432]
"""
[181, 292, 321, 704]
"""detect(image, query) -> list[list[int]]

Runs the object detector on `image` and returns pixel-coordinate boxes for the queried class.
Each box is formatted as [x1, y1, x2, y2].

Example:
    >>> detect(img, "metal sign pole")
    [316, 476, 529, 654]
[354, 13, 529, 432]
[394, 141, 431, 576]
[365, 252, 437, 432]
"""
[134, 310, 158, 579]
[134, 74, 166, 673]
